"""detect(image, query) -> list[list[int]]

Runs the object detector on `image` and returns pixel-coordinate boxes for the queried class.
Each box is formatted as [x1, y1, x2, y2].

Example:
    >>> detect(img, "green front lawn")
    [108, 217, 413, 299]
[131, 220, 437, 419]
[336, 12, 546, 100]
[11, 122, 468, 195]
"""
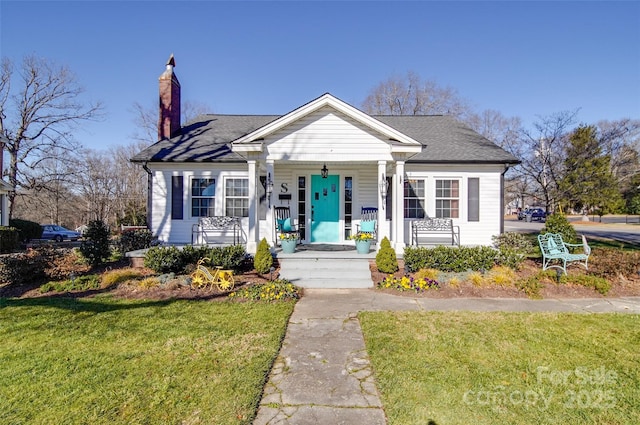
[0, 297, 295, 424]
[360, 311, 640, 425]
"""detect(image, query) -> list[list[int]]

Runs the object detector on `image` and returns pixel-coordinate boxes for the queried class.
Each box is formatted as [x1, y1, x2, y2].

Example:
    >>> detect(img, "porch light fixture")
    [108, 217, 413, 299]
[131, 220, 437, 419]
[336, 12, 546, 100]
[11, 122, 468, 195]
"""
[321, 163, 328, 179]
[266, 173, 274, 205]
[379, 174, 389, 199]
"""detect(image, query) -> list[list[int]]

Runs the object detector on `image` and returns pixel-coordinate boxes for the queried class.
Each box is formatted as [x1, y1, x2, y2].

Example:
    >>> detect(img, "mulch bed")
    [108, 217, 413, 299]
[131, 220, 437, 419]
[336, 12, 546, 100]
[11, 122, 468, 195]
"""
[2, 259, 639, 301]
[369, 259, 640, 299]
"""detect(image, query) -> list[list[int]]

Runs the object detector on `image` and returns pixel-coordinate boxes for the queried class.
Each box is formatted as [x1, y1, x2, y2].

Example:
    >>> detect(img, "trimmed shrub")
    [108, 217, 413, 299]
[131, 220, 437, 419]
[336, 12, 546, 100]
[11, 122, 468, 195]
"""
[495, 248, 525, 270]
[80, 220, 111, 266]
[118, 228, 153, 253]
[404, 245, 497, 273]
[375, 237, 398, 273]
[208, 245, 247, 272]
[492, 232, 535, 254]
[542, 213, 577, 243]
[143, 246, 185, 274]
[180, 245, 213, 266]
[254, 238, 273, 274]
[9, 218, 42, 241]
[0, 227, 20, 253]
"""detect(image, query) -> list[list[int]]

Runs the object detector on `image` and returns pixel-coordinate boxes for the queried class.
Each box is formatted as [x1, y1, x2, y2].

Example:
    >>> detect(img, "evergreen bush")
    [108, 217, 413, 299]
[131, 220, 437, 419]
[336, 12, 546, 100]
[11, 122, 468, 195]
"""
[118, 229, 153, 253]
[375, 237, 398, 273]
[208, 245, 247, 272]
[254, 238, 273, 274]
[9, 218, 42, 241]
[143, 246, 185, 274]
[79, 220, 111, 266]
[404, 245, 497, 273]
[0, 227, 20, 253]
[541, 213, 577, 243]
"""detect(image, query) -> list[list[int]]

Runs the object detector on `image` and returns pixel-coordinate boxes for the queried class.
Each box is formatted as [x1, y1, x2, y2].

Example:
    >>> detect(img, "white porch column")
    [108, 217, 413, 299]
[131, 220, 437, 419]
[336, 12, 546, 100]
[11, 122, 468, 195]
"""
[393, 160, 406, 251]
[265, 160, 275, 245]
[377, 161, 388, 244]
[246, 160, 258, 253]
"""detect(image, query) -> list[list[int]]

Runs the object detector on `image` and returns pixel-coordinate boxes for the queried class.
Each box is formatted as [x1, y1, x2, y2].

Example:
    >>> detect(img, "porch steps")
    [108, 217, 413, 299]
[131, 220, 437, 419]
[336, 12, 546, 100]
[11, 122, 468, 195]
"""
[276, 246, 375, 289]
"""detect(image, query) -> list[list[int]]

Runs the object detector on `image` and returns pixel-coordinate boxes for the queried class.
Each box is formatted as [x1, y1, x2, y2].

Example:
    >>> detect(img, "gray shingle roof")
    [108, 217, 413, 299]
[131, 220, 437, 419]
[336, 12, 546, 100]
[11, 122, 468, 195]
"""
[376, 115, 520, 163]
[131, 113, 519, 164]
[131, 115, 279, 163]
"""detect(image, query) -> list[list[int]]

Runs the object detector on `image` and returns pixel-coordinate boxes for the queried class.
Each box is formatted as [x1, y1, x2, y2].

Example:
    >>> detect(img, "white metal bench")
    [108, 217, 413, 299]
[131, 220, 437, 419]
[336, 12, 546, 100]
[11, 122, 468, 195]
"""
[538, 233, 590, 275]
[191, 216, 241, 246]
[411, 218, 460, 247]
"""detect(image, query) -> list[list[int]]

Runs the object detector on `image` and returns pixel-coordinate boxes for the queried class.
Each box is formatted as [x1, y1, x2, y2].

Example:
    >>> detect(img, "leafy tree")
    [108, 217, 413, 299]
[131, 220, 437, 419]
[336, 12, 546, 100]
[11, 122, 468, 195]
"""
[558, 125, 624, 215]
[0, 55, 102, 219]
[624, 174, 640, 214]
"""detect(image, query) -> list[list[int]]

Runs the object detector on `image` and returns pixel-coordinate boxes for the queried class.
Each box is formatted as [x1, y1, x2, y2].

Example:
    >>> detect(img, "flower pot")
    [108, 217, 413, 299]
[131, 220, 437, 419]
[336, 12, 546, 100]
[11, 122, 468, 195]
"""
[355, 239, 371, 254]
[281, 239, 297, 254]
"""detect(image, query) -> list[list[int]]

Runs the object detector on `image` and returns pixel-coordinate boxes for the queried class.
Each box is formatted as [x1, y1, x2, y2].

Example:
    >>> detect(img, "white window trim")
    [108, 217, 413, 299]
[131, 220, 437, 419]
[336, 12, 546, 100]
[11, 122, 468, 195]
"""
[190, 176, 216, 218]
[224, 177, 250, 217]
[435, 178, 460, 219]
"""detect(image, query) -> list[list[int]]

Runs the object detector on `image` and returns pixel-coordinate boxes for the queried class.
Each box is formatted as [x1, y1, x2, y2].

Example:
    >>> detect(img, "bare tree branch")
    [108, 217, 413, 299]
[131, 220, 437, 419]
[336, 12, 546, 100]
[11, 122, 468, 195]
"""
[0, 55, 103, 219]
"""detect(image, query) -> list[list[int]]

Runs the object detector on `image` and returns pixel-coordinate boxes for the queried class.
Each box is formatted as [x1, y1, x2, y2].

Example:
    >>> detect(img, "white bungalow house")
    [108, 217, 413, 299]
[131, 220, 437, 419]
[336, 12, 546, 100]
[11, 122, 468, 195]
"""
[131, 56, 520, 253]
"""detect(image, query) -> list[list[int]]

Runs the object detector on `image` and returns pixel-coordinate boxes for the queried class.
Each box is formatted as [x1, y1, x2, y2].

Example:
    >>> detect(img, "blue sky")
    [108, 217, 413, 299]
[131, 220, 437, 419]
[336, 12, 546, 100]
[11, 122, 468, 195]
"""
[2, 1, 639, 150]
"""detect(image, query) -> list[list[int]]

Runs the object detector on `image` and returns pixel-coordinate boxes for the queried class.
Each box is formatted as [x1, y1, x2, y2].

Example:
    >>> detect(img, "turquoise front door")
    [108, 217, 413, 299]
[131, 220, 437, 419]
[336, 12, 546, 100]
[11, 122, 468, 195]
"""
[310, 175, 340, 242]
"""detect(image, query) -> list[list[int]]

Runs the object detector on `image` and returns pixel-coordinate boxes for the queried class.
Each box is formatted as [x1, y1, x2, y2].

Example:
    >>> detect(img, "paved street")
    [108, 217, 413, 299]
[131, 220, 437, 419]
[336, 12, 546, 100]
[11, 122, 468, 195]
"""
[504, 215, 640, 246]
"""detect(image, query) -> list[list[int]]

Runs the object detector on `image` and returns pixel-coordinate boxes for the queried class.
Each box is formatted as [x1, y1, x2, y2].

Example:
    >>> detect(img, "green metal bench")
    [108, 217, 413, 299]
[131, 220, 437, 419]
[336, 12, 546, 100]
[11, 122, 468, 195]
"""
[537, 233, 591, 275]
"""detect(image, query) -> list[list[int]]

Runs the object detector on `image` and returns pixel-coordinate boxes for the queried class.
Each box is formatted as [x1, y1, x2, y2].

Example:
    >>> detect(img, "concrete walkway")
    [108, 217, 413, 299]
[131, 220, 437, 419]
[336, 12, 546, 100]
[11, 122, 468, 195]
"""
[253, 290, 640, 424]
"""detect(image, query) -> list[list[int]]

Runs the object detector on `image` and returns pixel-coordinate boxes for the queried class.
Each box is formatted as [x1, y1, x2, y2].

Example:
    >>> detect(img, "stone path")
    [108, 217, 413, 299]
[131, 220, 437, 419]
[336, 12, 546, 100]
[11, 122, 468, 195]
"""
[253, 289, 640, 424]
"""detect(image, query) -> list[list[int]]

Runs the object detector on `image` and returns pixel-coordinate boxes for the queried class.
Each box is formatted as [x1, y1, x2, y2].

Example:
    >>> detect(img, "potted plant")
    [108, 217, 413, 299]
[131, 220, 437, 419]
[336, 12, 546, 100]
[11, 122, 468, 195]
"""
[279, 233, 299, 253]
[350, 232, 374, 254]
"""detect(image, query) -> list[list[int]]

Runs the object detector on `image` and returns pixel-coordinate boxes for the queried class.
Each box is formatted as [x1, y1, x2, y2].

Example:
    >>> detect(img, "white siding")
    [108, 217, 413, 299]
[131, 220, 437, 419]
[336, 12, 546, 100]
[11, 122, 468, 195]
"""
[150, 162, 505, 248]
[404, 165, 504, 246]
[266, 106, 393, 162]
[149, 163, 250, 245]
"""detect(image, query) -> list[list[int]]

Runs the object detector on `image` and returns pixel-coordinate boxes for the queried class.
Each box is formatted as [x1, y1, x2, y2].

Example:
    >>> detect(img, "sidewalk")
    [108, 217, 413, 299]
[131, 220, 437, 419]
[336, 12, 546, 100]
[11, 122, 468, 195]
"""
[253, 290, 640, 424]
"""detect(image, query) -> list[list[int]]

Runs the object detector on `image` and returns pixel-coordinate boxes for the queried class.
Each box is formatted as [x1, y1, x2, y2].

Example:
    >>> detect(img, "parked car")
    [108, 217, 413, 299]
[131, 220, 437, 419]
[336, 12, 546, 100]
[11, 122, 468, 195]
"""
[41, 224, 82, 242]
[518, 208, 547, 222]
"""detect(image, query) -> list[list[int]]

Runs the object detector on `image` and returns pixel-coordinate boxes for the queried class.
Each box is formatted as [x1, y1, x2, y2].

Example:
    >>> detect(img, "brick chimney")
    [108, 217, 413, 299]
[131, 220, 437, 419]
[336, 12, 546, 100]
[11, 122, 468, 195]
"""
[158, 54, 181, 140]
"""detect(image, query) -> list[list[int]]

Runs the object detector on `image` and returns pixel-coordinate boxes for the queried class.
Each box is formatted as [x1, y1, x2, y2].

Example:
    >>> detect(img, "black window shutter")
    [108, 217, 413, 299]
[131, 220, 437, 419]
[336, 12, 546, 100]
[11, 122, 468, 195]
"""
[171, 176, 183, 220]
[468, 178, 479, 222]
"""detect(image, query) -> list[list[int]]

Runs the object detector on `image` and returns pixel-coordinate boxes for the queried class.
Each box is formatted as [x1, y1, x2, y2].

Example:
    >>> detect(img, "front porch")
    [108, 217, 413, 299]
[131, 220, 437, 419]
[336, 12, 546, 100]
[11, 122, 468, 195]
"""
[271, 243, 379, 288]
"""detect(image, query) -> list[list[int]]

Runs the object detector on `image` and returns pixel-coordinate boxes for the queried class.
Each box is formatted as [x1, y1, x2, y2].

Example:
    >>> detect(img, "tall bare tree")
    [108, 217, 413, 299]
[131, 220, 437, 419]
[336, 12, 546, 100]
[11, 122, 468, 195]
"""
[109, 142, 149, 226]
[515, 110, 579, 212]
[361, 71, 471, 120]
[130, 100, 210, 145]
[75, 149, 117, 225]
[0, 55, 102, 219]
[595, 119, 640, 192]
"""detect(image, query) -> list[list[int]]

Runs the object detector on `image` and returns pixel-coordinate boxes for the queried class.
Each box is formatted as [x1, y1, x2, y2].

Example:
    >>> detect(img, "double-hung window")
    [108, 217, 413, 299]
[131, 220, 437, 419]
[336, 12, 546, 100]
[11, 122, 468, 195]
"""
[404, 179, 426, 218]
[225, 178, 249, 217]
[191, 178, 216, 217]
[435, 179, 459, 218]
